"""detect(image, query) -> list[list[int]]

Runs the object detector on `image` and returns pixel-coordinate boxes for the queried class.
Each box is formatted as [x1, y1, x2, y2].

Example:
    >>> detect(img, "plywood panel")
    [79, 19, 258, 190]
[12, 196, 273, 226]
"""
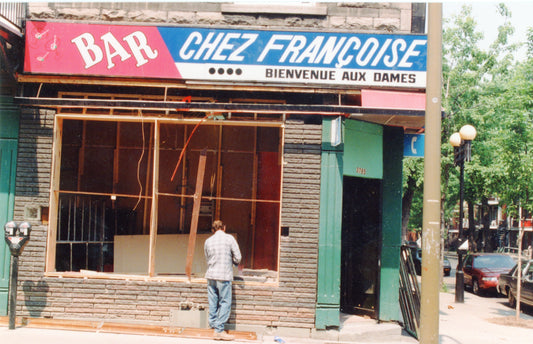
[114, 233, 237, 276]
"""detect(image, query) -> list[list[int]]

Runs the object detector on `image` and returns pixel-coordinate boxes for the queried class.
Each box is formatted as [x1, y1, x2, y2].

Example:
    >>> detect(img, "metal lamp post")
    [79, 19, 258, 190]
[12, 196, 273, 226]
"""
[449, 124, 476, 303]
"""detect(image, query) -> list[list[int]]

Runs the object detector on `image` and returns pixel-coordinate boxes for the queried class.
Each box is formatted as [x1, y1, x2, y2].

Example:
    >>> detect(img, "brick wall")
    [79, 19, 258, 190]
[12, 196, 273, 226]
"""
[27, 2, 412, 33]
[13, 109, 322, 329]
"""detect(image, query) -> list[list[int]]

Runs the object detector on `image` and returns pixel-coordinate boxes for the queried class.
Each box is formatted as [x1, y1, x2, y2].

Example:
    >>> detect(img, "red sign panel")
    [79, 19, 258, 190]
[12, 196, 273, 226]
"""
[24, 21, 180, 79]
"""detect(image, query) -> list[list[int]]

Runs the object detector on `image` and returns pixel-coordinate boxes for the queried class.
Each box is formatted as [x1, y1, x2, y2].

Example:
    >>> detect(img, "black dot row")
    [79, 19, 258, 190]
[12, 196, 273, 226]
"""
[209, 67, 243, 76]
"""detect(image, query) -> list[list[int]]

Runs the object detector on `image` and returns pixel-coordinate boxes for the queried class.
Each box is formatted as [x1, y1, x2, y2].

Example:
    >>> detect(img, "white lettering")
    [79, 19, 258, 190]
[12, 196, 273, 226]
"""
[315, 37, 346, 64]
[101, 32, 131, 69]
[213, 32, 240, 61]
[123, 31, 158, 67]
[384, 39, 406, 67]
[194, 32, 224, 60]
[398, 39, 426, 68]
[336, 37, 360, 68]
[257, 34, 292, 62]
[228, 33, 257, 62]
[356, 38, 379, 66]
[179, 32, 202, 60]
[295, 36, 323, 64]
[280, 35, 305, 63]
[71, 33, 103, 69]
[371, 38, 392, 67]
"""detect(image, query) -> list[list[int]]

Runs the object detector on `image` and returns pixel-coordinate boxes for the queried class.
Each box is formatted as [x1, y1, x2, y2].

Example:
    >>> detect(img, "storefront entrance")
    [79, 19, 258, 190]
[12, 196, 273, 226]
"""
[340, 176, 382, 318]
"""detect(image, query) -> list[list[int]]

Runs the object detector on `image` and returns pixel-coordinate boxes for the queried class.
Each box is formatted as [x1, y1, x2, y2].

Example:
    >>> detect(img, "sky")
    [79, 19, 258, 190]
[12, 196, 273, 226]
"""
[442, 1, 532, 60]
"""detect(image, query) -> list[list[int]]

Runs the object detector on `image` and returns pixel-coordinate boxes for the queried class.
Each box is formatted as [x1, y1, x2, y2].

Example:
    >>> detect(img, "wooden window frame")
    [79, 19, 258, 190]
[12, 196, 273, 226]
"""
[45, 112, 284, 284]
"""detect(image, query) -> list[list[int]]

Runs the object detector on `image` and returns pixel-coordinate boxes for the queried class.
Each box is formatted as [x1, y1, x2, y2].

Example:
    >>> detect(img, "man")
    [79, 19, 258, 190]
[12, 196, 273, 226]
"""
[204, 220, 241, 340]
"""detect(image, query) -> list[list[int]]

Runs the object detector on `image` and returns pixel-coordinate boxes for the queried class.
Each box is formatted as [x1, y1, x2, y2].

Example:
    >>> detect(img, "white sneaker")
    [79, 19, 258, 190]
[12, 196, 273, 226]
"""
[214, 330, 235, 341]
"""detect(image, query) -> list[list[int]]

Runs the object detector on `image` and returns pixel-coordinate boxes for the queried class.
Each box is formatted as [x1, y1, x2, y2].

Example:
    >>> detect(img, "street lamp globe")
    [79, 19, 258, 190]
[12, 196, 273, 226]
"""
[449, 132, 462, 147]
[459, 124, 476, 141]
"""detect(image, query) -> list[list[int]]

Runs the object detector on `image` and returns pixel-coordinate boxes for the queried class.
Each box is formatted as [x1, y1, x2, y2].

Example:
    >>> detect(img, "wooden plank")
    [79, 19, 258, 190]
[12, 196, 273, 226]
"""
[148, 121, 160, 277]
[143, 122, 154, 233]
[250, 126, 258, 268]
[55, 113, 284, 127]
[179, 125, 188, 232]
[215, 125, 223, 219]
[45, 117, 62, 272]
[185, 150, 207, 280]
[113, 122, 120, 195]
[0, 317, 257, 340]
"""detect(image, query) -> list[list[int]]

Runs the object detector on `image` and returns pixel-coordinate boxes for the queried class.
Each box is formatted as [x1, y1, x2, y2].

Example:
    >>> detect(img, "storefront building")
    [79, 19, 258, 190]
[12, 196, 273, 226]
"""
[5, 2, 427, 334]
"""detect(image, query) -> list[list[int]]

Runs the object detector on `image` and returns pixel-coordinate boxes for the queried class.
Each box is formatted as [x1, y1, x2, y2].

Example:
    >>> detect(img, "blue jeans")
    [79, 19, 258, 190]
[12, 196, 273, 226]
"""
[207, 279, 232, 333]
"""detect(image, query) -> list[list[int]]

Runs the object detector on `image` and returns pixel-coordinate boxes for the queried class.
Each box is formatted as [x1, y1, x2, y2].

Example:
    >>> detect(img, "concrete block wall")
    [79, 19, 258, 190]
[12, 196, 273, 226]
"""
[27, 2, 413, 33]
[13, 109, 323, 330]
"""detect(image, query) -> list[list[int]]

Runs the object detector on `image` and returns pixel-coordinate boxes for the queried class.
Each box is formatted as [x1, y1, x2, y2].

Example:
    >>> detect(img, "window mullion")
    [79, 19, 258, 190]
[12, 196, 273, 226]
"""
[148, 120, 160, 277]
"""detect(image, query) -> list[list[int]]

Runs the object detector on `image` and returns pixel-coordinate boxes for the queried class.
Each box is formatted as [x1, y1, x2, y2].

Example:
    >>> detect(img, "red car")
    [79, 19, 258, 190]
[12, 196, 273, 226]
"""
[462, 253, 516, 295]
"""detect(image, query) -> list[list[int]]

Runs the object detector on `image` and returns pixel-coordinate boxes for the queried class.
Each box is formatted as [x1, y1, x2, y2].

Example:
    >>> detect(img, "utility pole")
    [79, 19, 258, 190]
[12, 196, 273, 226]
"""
[420, 3, 442, 344]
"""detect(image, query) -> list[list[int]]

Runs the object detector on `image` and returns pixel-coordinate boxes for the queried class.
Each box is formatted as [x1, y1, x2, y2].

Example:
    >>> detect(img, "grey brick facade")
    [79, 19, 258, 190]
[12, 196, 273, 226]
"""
[14, 108, 322, 329]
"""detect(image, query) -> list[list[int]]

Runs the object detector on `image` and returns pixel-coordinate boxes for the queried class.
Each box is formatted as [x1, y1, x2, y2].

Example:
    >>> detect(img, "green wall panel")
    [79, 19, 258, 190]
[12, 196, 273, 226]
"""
[343, 120, 383, 179]
[0, 96, 19, 316]
[379, 126, 404, 321]
[316, 118, 343, 329]
[0, 96, 20, 139]
[0, 139, 18, 316]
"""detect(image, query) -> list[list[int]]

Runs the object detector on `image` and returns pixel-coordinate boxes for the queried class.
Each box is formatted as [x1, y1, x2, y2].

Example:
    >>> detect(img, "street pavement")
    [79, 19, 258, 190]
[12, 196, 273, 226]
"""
[2, 256, 533, 343]
[2, 288, 532, 344]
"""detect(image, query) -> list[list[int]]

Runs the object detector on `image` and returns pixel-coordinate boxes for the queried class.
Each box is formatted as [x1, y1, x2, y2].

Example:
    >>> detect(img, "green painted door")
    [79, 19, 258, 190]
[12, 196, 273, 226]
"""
[0, 139, 17, 316]
[0, 96, 20, 316]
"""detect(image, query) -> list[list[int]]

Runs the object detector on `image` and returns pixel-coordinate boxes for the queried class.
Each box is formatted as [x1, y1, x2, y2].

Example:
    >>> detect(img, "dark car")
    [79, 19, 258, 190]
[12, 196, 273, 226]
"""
[462, 253, 515, 295]
[498, 259, 533, 308]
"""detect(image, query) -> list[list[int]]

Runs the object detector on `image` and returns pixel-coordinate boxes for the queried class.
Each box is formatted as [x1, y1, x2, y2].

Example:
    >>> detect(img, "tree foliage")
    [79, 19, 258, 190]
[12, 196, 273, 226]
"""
[403, 3, 532, 241]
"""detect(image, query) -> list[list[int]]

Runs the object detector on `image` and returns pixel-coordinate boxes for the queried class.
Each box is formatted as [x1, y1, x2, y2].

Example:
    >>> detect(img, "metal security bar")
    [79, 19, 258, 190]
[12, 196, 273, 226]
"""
[56, 194, 114, 272]
[399, 245, 421, 339]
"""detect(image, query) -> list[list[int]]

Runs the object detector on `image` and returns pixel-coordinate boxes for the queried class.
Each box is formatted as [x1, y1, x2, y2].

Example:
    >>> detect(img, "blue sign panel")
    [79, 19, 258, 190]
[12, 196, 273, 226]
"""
[404, 134, 425, 157]
[157, 27, 427, 88]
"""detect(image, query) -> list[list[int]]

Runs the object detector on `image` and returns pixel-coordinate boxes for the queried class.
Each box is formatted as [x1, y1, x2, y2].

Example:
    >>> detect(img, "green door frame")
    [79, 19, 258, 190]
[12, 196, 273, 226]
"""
[379, 126, 404, 321]
[316, 119, 403, 327]
[316, 117, 343, 329]
[0, 96, 20, 316]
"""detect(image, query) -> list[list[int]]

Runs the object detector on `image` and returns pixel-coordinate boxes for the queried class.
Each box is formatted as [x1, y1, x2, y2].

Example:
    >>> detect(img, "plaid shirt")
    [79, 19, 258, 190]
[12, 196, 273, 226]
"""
[204, 230, 241, 281]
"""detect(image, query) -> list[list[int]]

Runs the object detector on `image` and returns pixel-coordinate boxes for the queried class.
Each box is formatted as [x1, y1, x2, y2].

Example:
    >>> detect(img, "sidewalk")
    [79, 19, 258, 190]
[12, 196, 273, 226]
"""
[1, 290, 533, 343]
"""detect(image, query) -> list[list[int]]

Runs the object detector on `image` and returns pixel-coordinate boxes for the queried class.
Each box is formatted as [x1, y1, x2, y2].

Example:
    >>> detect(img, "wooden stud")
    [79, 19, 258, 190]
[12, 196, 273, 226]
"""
[113, 122, 120, 197]
[45, 116, 63, 272]
[179, 125, 188, 232]
[250, 126, 258, 268]
[215, 125, 223, 219]
[185, 150, 207, 280]
[148, 120, 160, 277]
[143, 122, 154, 234]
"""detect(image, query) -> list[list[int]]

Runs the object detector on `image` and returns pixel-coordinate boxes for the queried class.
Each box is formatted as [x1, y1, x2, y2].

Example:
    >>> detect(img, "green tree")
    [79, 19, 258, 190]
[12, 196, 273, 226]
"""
[489, 56, 533, 220]
[403, 4, 524, 250]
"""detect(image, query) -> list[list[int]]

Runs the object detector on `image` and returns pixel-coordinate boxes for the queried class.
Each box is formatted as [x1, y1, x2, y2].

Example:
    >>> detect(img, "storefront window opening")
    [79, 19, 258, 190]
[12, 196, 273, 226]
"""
[49, 116, 282, 280]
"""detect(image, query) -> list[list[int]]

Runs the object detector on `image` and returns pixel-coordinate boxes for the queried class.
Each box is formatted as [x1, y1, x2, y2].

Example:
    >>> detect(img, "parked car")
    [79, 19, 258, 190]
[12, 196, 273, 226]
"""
[496, 246, 527, 262]
[498, 259, 533, 308]
[462, 253, 516, 295]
